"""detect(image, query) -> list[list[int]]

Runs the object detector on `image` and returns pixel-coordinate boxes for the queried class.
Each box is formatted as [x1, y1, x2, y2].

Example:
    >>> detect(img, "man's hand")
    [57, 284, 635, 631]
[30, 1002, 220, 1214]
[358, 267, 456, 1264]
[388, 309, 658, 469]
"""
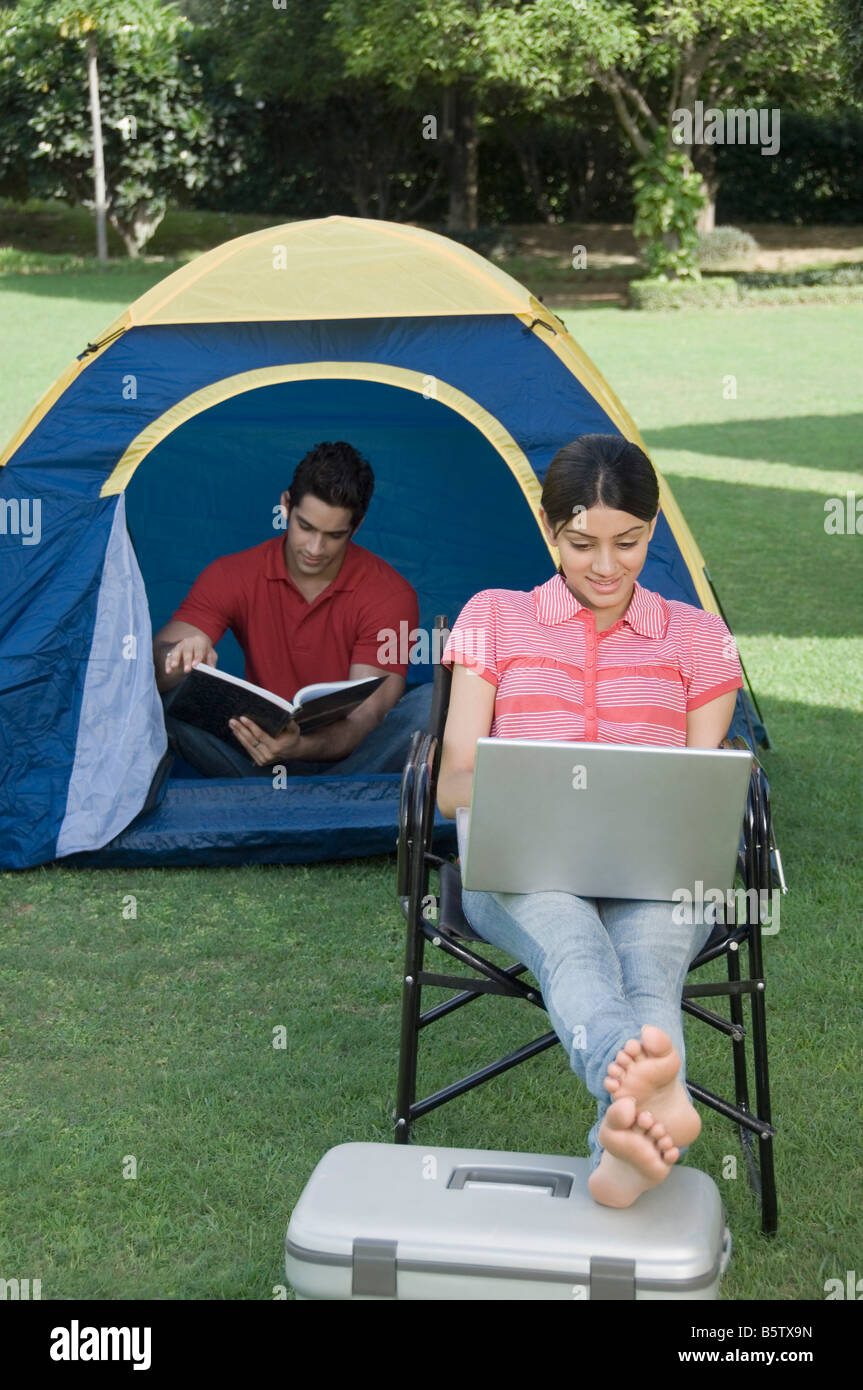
[229, 715, 302, 767]
[164, 634, 217, 677]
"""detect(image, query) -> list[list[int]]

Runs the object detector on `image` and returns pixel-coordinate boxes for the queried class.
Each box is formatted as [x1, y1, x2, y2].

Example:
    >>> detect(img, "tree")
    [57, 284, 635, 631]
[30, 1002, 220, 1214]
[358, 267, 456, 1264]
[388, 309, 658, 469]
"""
[831, 0, 863, 104]
[185, 0, 445, 223]
[327, 0, 519, 230]
[0, 0, 230, 256]
[509, 0, 843, 233]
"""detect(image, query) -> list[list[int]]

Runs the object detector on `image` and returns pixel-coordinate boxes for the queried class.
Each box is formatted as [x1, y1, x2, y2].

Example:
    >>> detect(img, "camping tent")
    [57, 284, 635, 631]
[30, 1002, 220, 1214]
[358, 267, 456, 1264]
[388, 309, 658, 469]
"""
[0, 215, 765, 870]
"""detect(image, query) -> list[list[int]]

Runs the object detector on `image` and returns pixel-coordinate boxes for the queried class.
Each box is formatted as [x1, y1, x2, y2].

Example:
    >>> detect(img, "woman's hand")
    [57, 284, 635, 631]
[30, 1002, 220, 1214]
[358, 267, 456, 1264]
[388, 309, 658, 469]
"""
[229, 715, 302, 766]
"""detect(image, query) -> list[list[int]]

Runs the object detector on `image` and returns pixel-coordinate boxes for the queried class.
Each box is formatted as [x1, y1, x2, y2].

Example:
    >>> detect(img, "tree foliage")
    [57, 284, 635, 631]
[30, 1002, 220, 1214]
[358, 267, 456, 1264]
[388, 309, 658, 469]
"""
[0, 0, 855, 257]
[0, 0, 235, 254]
[830, 0, 863, 104]
[632, 134, 706, 278]
[325, 0, 844, 246]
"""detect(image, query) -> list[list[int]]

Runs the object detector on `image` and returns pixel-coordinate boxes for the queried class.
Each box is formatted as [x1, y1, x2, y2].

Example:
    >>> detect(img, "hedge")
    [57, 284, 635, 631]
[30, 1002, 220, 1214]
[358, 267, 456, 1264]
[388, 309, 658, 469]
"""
[627, 275, 863, 310]
[730, 262, 863, 288]
[738, 283, 863, 305]
[627, 277, 739, 310]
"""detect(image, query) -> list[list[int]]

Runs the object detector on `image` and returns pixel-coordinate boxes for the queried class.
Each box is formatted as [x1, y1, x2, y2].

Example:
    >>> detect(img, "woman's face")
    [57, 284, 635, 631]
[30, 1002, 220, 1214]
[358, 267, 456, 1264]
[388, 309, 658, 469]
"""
[539, 503, 658, 618]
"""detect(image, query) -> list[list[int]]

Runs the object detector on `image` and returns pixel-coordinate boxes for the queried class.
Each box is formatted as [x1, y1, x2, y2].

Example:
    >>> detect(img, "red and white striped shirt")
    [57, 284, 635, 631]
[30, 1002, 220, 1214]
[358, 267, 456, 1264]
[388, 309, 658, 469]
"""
[441, 575, 743, 746]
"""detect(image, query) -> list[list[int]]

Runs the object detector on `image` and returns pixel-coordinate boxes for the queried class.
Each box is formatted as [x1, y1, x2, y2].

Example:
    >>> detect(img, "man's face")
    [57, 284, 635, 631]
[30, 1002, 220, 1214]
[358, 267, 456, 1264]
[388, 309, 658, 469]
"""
[280, 490, 357, 581]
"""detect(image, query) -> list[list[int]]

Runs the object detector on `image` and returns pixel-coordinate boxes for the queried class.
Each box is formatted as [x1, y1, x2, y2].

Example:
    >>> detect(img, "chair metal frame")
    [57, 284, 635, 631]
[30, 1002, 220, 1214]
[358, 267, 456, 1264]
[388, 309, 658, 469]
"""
[394, 617, 781, 1235]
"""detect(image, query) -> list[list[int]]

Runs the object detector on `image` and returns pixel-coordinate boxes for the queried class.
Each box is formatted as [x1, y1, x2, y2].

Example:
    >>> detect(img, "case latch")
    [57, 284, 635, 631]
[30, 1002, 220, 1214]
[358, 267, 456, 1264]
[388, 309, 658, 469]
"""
[352, 1237, 398, 1297]
[590, 1255, 636, 1299]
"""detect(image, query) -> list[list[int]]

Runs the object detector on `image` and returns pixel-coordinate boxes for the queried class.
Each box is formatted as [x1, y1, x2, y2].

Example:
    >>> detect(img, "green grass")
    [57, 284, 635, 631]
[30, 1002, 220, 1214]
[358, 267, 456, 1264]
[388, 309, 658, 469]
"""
[1, 270, 861, 1301]
[0, 199, 279, 259]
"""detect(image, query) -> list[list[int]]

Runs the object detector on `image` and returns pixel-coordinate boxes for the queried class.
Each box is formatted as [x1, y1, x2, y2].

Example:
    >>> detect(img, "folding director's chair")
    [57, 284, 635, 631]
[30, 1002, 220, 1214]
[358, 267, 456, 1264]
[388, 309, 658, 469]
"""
[395, 617, 782, 1235]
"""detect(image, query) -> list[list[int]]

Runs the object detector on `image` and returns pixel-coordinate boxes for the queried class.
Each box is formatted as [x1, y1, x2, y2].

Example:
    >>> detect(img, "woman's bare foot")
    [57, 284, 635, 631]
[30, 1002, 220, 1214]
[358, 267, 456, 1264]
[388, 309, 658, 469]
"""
[588, 1096, 679, 1208]
[602, 1025, 701, 1150]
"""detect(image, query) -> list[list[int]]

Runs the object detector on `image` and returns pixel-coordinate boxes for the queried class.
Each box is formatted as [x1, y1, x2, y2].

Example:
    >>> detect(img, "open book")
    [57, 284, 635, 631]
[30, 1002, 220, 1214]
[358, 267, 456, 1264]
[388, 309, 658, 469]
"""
[168, 663, 386, 749]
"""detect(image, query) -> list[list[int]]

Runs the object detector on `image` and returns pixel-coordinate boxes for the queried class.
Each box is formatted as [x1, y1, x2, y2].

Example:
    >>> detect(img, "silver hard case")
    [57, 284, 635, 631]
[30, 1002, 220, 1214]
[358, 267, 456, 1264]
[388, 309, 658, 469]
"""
[285, 1141, 732, 1300]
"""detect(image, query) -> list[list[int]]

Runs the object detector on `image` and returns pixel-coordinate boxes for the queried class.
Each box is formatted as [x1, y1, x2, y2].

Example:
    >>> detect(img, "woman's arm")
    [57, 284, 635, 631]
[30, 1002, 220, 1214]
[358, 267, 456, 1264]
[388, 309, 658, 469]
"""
[436, 664, 497, 819]
[686, 690, 738, 748]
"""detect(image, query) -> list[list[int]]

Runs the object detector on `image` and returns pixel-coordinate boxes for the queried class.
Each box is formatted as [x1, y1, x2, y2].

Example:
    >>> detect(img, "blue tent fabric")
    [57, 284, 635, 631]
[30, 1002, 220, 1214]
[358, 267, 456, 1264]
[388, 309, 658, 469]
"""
[1, 486, 120, 865]
[0, 248, 767, 871]
[125, 377, 554, 688]
[9, 317, 615, 494]
[60, 775, 457, 869]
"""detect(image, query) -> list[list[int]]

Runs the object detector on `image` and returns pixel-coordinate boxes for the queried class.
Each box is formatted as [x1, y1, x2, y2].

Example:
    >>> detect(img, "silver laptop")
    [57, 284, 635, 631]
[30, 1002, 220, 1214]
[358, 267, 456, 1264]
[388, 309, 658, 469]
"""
[456, 740, 753, 900]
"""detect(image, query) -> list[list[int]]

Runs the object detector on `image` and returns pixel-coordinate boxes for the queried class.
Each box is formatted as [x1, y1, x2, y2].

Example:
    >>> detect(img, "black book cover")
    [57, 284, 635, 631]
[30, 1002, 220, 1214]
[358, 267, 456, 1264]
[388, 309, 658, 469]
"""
[168, 667, 384, 753]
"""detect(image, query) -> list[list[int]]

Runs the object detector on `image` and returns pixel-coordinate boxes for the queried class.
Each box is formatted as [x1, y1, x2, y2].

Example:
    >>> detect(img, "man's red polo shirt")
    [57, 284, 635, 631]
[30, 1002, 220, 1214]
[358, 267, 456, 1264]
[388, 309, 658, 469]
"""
[171, 536, 418, 700]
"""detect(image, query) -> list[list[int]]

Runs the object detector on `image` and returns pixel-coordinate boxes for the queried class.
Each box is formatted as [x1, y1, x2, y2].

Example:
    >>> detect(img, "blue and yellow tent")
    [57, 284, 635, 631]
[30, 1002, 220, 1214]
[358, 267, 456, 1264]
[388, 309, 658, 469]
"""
[0, 215, 764, 870]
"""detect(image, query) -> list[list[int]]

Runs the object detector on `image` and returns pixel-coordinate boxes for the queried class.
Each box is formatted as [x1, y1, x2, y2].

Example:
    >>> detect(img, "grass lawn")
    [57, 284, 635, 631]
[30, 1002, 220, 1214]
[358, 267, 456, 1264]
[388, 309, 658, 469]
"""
[1, 259, 861, 1302]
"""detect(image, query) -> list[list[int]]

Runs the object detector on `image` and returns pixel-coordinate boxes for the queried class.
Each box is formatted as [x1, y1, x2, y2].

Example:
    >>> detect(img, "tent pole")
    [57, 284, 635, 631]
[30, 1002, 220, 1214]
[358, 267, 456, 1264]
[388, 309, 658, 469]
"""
[703, 566, 770, 749]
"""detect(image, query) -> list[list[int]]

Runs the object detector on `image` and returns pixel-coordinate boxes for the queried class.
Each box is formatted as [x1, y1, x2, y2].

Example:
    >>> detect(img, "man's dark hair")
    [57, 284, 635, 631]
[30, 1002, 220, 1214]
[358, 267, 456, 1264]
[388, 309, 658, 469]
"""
[288, 441, 374, 530]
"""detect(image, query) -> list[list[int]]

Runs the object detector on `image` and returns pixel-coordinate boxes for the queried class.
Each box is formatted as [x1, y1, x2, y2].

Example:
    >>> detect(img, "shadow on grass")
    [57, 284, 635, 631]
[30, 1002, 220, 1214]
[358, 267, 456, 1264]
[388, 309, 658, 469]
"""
[650, 473, 863, 639]
[647, 415, 863, 473]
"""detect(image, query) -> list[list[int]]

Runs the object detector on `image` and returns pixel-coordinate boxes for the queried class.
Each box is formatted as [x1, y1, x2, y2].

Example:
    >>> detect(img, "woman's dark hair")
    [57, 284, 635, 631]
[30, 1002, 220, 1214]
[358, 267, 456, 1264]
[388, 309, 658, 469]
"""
[288, 441, 374, 530]
[541, 434, 659, 536]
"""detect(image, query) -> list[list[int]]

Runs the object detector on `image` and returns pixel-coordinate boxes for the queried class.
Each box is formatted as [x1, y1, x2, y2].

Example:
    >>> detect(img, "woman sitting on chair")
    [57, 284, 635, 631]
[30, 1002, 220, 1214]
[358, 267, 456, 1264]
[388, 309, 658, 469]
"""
[436, 434, 744, 1209]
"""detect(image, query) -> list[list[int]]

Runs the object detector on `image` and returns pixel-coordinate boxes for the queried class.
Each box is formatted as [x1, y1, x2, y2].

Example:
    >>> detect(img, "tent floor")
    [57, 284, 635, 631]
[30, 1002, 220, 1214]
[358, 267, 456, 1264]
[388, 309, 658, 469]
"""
[59, 774, 458, 868]
[56, 704, 763, 869]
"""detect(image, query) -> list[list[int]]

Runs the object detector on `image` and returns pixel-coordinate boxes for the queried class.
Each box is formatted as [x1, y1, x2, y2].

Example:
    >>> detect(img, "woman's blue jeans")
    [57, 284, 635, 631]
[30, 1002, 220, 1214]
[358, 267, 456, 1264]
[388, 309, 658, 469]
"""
[460, 887, 715, 1172]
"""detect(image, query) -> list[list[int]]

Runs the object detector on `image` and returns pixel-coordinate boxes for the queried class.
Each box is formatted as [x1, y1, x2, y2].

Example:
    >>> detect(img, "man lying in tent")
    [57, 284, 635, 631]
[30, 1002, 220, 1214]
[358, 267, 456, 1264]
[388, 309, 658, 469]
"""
[152, 441, 431, 778]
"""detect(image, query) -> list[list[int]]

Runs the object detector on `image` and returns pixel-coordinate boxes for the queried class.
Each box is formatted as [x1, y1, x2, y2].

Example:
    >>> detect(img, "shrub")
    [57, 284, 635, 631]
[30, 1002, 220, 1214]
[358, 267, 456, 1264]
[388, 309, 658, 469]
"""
[738, 284, 863, 305]
[628, 276, 739, 310]
[632, 137, 705, 280]
[697, 227, 759, 265]
[716, 111, 863, 225]
[628, 273, 863, 309]
[732, 262, 863, 288]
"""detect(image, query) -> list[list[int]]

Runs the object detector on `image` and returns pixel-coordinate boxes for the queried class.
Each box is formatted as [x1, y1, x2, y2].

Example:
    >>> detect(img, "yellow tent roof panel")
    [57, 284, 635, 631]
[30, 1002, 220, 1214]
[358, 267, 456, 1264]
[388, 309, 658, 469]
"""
[128, 215, 535, 325]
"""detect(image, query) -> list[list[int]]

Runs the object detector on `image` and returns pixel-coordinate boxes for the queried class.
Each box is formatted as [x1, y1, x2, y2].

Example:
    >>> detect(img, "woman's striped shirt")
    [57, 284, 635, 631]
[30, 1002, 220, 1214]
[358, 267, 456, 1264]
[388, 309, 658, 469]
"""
[440, 575, 743, 746]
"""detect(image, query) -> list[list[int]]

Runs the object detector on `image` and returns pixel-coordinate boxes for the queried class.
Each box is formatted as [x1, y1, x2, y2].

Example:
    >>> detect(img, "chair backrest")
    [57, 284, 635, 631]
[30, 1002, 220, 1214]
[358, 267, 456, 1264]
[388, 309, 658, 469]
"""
[429, 615, 452, 773]
[396, 618, 451, 900]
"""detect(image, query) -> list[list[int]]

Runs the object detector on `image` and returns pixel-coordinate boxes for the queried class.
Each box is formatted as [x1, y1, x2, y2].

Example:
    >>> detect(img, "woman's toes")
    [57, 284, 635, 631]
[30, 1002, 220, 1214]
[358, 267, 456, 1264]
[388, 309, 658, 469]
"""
[608, 1062, 624, 1078]
[657, 1135, 675, 1153]
[605, 1095, 637, 1130]
[640, 1025, 674, 1058]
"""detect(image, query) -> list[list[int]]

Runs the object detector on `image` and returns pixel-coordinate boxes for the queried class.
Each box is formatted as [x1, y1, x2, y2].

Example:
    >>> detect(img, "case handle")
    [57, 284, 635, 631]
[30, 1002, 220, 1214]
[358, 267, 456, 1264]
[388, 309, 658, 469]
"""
[447, 1165, 573, 1198]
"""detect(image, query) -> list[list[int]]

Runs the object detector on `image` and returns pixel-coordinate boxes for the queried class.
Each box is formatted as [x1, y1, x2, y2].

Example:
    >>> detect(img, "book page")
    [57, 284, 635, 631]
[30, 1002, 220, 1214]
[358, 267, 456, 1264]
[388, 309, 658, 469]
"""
[293, 676, 381, 708]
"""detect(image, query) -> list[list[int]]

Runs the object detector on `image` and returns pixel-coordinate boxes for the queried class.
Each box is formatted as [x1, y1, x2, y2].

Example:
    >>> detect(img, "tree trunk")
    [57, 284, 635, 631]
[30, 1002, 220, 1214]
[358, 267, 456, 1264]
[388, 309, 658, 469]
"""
[696, 187, 715, 234]
[695, 170, 718, 233]
[351, 174, 370, 218]
[108, 204, 166, 259]
[513, 138, 556, 224]
[85, 33, 108, 262]
[662, 229, 682, 278]
[446, 83, 479, 230]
